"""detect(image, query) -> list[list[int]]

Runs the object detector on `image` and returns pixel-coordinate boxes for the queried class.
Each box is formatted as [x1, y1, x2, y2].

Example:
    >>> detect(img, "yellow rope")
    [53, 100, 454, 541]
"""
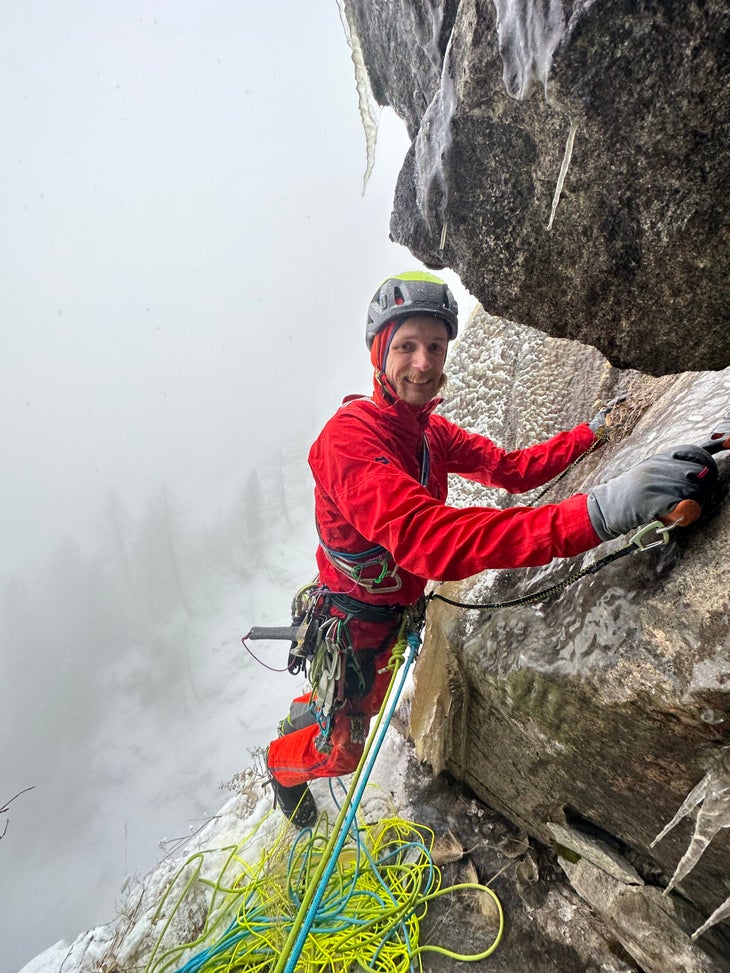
[144, 612, 503, 971]
[270, 613, 413, 972]
[146, 808, 503, 973]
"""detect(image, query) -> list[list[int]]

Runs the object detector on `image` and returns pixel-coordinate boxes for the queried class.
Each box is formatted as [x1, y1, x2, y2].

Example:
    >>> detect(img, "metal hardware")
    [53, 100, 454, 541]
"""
[630, 519, 680, 551]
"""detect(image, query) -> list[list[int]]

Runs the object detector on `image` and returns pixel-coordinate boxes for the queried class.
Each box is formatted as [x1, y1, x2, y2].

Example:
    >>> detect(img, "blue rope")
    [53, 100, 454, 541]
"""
[281, 631, 420, 973]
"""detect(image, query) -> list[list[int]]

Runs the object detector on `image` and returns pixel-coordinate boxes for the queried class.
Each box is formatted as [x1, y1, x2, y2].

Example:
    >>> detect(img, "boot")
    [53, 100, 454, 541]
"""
[272, 778, 317, 829]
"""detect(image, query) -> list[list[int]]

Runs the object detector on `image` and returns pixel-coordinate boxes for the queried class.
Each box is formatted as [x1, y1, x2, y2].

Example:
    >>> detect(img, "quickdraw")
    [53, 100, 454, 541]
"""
[307, 615, 349, 752]
[251, 582, 407, 754]
[428, 518, 684, 612]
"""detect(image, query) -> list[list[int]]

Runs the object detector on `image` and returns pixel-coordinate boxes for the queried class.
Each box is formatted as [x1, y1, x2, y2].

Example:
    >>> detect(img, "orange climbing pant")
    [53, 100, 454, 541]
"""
[267, 617, 398, 788]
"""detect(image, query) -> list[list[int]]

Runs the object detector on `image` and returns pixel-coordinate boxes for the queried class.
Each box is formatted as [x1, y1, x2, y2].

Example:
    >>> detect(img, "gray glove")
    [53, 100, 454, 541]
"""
[589, 393, 627, 436]
[587, 445, 718, 541]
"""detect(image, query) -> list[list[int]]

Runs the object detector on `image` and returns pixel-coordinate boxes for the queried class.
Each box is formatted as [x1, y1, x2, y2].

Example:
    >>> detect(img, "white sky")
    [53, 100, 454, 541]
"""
[1, 0, 474, 577]
[1, 4, 474, 967]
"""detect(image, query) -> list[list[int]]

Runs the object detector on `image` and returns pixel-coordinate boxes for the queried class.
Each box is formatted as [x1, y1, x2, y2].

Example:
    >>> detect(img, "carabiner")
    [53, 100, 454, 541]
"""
[630, 519, 679, 551]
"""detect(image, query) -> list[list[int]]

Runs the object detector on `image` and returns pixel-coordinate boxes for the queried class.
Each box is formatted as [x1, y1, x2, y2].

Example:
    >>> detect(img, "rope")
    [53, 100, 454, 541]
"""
[428, 432, 623, 611]
[274, 616, 416, 973]
[429, 540, 637, 611]
[146, 809, 503, 973]
[530, 434, 604, 503]
[144, 612, 503, 972]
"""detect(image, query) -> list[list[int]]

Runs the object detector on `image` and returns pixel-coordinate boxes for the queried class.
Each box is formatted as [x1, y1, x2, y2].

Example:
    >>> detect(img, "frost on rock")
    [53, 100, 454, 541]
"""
[491, 0, 566, 100]
[651, 747, 730, 938]
[415, 0, 446, 71]
[440, 307, 610, 512]
[337, 0, 381, 191]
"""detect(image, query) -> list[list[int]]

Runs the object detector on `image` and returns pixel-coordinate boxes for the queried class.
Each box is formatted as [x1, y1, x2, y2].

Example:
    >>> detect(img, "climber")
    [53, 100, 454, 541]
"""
[265, 270, 720, 827]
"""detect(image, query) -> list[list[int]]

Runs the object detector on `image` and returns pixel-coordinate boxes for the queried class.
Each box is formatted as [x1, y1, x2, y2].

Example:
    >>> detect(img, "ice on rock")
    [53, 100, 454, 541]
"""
[414, 0, 445, 71]
[337, 0, 381, 191]
[491, 0, 566, 100]
[414, 33, 457, 241]
[651, 747, 730, 937]
[548, 118, 577, 229]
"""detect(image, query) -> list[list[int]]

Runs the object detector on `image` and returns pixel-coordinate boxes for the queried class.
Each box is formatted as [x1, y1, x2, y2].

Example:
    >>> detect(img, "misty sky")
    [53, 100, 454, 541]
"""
[1, 0, 473, 577]
[1, 3, 473, 967]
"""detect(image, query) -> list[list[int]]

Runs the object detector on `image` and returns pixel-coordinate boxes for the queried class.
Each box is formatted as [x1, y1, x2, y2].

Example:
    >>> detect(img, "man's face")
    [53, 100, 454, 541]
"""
[384, 315, 449, 406]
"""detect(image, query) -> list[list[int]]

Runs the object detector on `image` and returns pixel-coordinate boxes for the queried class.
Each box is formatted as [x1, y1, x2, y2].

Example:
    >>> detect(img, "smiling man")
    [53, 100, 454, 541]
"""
[381, 314, 449, 405]
[264, 270, 718, 827]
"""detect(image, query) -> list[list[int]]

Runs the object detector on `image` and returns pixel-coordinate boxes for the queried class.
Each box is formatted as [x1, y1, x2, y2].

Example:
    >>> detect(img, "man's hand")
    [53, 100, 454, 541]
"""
[587, 445, 718, 542]
[589, 393, 628, 437]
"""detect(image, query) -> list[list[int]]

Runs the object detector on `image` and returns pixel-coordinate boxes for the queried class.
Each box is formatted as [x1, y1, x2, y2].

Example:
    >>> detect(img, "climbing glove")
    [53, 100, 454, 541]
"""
[588, 393, 627, 437]
[586, 445, 718, 542]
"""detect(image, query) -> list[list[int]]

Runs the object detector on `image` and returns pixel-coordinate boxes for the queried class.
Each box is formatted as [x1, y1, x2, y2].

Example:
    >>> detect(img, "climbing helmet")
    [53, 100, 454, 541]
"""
[365, 271, 458, 349]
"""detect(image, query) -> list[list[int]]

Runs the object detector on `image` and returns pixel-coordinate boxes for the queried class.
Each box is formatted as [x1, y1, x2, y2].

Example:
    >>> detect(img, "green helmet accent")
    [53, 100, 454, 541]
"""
[366, 271, 459, 348]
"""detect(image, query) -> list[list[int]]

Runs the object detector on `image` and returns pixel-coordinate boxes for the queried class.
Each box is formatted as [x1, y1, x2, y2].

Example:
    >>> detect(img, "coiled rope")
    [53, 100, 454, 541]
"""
[145, 614, 503, 972]
[145, 806, 503, 973]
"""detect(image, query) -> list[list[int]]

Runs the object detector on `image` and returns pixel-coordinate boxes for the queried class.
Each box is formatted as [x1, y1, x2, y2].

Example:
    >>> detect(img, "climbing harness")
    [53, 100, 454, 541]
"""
[244, 583, 407, 754]
[316, 434, 432, 595]
[318, 535, 404, 593]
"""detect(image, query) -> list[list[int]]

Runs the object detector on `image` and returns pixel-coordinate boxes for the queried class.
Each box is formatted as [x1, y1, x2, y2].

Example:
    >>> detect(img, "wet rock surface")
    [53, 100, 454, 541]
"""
[402, 762, 643, 972]
[409, 310, 730, 967]
[345, 0, 730, 374]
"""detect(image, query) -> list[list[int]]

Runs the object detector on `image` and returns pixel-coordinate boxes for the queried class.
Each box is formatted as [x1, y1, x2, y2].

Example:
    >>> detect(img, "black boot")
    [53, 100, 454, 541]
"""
[272, 779, 317, 829]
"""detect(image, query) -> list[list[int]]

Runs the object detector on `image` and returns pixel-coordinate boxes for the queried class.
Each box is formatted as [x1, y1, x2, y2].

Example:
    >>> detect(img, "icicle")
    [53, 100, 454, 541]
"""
[650, 777, 708, 850]
[414, 30, 457, 238]
[547, 117, 577, 230]
[337, 0, 381, 193]
[692, 894, 730, 941]
[651, 748, 730, 897]
[491, 0, 566, 100]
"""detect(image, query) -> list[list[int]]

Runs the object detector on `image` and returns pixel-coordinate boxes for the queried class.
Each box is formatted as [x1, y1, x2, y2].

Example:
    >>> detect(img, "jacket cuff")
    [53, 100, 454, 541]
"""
[562, 493, 604, 551]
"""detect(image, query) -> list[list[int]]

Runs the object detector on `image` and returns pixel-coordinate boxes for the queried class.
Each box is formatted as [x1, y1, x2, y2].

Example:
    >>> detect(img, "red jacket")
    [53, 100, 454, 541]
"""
[309, 386, 601, 606]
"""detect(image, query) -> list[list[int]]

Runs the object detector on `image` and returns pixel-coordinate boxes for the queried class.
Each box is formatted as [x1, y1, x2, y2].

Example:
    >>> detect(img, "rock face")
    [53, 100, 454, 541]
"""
[347, 2, 730, 959]
[409, 309, 730, 968]
[345, 0, 730, 375]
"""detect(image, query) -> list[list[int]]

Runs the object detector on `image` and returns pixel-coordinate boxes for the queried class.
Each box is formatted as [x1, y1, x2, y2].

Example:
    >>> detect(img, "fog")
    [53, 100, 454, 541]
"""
[0, 3, 472, 968]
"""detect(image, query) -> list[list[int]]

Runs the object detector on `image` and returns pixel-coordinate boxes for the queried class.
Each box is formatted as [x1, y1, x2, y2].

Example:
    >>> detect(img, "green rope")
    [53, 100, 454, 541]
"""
[143, 610, 504, 973]
[146, 811, 503, 973]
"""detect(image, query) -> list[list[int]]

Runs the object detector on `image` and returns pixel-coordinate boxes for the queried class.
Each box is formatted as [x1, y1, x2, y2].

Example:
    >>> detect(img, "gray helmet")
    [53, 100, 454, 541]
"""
[365, 271, 458, 349]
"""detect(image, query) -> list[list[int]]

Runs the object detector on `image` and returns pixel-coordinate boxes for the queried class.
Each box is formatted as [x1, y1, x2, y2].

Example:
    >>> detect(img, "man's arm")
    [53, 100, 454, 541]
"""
[312, 413, 717, 584]
[433, 415, 597, 494]
[311, 412, 600, 580]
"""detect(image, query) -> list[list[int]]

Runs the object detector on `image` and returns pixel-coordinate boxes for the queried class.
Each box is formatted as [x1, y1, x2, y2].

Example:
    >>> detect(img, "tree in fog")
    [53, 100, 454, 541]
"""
[132, 485, 193, 623]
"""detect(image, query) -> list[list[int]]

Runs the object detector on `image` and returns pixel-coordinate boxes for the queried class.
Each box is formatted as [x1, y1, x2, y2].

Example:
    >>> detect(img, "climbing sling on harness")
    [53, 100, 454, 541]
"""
[249, 581, 407, 755]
